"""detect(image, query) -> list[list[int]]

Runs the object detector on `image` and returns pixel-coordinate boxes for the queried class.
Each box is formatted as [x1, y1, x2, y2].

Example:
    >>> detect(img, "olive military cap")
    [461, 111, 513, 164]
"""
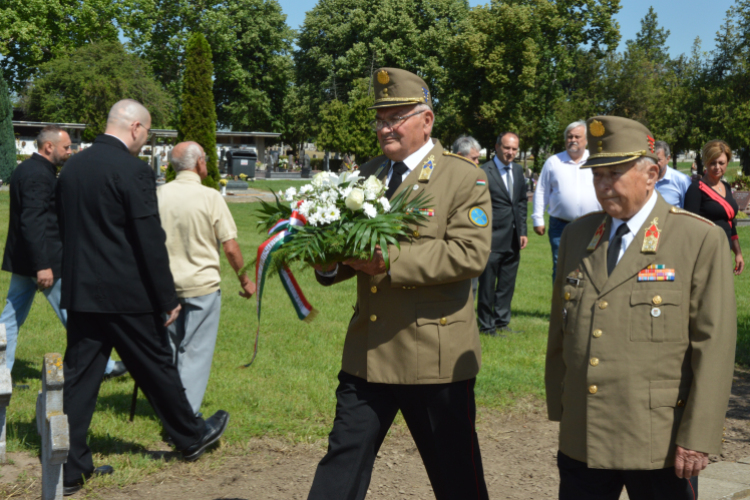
[582, 116, 659, 168]
[368, 67, 433, 110]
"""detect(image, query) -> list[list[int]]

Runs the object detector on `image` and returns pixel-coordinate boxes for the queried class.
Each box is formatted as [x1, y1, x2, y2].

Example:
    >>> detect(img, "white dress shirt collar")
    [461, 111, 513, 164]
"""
[559, 149, 590, 165]
[609, 190, 658, 263]
[493, 155, 512, 170]
[387, 139, 435, 182]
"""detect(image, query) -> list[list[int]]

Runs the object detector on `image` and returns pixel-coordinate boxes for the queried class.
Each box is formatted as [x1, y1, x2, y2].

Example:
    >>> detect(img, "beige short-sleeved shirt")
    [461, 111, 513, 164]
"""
[157, 171, 237, 298]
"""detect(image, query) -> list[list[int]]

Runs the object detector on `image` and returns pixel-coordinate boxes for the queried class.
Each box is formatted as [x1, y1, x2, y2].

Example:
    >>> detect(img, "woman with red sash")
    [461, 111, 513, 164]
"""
[685, 139, 744, 275]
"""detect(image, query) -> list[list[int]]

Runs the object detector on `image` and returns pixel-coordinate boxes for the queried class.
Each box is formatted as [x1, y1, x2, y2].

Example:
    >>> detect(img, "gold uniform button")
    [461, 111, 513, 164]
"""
[413, 230, 420, 238]
[590, 357, 600, 367]
[371, 286, 378, 293]
[677, 399, 686, 407]
[439, 317, 447, 326]
[652, 295, 663, 305]
[370, 315, 377, 322]
[599, 301, 608, 310]
[564, 292, 571, 301]
[589, 385, 598, 394]
[593, 329, 603, 338]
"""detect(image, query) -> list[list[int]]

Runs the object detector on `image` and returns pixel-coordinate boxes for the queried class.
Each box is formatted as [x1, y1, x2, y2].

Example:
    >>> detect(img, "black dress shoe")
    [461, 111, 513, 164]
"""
[498, 326, 524, 334]
[103, 361, 128, 380]
[182, 410, 230, 462]
[63, 465, 114, 495]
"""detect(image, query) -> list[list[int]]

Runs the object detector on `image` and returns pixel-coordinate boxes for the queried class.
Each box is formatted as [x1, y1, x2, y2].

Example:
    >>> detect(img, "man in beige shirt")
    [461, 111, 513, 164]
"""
[158, 141, 256, 415]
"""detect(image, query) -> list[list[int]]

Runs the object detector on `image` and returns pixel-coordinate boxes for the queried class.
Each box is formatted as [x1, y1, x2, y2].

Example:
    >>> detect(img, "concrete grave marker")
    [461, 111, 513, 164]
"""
[0, 324, 11, 463]
[36, 353, 69, 500]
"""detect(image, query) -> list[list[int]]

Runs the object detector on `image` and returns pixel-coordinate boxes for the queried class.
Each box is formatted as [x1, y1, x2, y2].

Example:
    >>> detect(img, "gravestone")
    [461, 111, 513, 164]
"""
[36, 353, 69, 500]
[733, 191, 750, 212]
[0, 324, 11, 463]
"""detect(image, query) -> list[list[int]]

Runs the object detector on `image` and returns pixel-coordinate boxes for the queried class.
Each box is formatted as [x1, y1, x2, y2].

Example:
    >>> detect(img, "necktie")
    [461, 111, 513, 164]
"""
[607, 223, 630, 276]
[386, 161, 409, 199]
[506, 166, 514, 200]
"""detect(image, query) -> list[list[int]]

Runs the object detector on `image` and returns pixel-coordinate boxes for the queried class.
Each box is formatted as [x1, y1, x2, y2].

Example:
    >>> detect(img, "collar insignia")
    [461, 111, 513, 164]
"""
[418, 155, 435, 182]
[587, 217, 608, 251]
[642, 217, 660, 253]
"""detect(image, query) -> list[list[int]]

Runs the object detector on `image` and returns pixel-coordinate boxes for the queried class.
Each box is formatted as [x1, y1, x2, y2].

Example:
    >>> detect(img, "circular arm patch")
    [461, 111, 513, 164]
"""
[469, 207, 488, 227]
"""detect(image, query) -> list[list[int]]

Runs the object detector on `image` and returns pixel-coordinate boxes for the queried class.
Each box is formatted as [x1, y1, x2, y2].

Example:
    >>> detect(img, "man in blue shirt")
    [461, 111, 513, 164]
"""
[654, 141, 691, 208]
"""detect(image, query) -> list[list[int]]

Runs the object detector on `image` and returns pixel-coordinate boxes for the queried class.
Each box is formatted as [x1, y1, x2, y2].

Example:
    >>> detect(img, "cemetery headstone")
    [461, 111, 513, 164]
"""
[36, 353, 69, 500]
[733, 191, 750, 212]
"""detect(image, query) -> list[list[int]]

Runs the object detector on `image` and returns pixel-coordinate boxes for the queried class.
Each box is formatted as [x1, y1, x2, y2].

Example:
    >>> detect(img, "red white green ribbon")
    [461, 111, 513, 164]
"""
[244, 209, 317, 367]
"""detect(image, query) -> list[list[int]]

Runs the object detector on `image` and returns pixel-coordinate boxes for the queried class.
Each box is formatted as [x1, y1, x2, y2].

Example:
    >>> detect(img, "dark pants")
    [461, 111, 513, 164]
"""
[308, 371, 489, 500]
[558, 452, 698, 500]
[549, 216, 569, 282]
[63, 311, 204, 485]
[477, 243, 520, 332]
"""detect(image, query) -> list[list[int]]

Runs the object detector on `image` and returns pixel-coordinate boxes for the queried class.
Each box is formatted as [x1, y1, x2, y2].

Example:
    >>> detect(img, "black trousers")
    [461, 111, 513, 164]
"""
[308, 371, 489, 500]
[63, 311, 204, 485]
[477, 245, 520, 332]
[558, 452, 698, 500]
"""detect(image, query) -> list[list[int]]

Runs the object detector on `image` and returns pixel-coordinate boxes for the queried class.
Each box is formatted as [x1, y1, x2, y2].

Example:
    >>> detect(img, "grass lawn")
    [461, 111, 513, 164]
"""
[1, 191, 748, 487]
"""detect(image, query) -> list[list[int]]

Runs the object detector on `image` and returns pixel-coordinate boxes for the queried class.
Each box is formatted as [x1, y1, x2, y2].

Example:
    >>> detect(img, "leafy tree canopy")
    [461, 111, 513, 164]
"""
[121, 0, 294, 132]
[21, 41, 175, 141]
[0, 74, 16, 182]
[0, 0, 121, 93]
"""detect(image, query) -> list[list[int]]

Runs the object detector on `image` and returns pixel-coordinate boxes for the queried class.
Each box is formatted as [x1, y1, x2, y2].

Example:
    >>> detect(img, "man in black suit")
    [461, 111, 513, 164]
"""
[56, 100, 229, 495]
[477, 132, 528, 336]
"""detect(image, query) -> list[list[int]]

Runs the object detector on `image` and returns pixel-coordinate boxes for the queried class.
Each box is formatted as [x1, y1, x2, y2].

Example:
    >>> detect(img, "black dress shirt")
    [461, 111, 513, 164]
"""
[56, 135, 178, 313]
[1, 153, 62, 277]
[684, 179, 739, 245]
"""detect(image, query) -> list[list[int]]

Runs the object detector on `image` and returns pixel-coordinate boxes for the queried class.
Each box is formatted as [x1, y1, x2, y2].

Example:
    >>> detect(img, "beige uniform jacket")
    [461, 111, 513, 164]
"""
[546, 193, 736, 470]
[317, 140, 492, 384]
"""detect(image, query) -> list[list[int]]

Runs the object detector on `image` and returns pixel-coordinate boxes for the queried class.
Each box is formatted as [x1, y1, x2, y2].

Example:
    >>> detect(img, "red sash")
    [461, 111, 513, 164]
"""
[698, 180, 735, 227]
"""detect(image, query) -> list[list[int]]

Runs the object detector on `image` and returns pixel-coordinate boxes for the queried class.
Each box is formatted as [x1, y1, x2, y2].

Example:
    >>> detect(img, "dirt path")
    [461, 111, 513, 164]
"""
[2, 370, 749, 500]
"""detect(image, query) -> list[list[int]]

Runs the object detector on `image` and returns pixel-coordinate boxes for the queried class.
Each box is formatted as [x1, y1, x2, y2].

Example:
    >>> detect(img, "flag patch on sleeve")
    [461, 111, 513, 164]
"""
[476, 180, 487, 186]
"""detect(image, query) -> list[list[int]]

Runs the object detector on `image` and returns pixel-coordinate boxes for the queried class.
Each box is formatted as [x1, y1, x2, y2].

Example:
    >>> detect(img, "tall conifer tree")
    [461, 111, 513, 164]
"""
[0, 75, 16, 183]
[175, 33, 219, 189]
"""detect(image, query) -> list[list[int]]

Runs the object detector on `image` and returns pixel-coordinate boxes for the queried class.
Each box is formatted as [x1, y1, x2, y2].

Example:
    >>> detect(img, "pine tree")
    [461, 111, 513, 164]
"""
[173, 33, 219, 189]
[0, 75, 16, 183]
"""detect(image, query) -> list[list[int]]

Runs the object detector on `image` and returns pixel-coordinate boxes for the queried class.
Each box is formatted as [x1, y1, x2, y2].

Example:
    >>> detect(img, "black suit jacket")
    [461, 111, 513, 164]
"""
[56, 135, 178, 313]
[2, 153, 63, 277]
[480, 159, 527, 252]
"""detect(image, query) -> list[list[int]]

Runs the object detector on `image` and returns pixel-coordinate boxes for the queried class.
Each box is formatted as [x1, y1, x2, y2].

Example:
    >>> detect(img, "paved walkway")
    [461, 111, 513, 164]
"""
[223, 188, 276, 203]
[621, 458, 750, 500]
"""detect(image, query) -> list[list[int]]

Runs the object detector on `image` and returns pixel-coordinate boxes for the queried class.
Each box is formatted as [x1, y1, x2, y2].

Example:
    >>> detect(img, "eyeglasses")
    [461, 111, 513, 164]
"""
[138, 123, 152, 139]
[370, 109, 426, 132]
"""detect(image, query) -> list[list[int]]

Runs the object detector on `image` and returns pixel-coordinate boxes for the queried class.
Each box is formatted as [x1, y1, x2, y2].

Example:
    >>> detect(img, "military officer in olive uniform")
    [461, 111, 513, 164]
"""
[546, 116, 737, 500]
[308, 68, 492, 500]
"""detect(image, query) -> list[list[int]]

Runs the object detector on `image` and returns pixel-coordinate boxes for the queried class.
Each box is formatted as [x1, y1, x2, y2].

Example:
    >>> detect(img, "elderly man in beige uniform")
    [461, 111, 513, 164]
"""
[546, 116, 736, 500]
[158, 142, 256, 415]
[308, 68, 492, 500]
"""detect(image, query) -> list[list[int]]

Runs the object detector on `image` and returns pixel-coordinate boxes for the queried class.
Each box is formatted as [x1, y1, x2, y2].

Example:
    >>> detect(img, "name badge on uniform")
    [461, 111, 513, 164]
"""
[637, 264, 675, 282]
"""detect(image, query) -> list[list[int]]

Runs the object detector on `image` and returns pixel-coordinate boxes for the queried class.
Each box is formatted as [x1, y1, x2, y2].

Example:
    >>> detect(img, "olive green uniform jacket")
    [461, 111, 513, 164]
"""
[317, 140, 492, 384]
[546, 193, 736, 470]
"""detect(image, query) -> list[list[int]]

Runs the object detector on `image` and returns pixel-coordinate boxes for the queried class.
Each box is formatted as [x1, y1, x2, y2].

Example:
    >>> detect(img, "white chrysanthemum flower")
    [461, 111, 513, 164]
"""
[324, 205, 341, 223]
[300, 184, 314, 194]
[362, 202, 377, 219]
[378, 197, 391, 213]
[298, 200, 314, 217]
[339, 185, 353, 199]
[307, 211, 321, 227]
[284, 187, 297, 202]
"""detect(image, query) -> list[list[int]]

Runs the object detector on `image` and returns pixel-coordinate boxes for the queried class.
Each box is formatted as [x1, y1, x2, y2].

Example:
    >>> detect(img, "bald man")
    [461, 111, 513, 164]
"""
[56, 100, 229, 495]
[158, 141, 255, 416]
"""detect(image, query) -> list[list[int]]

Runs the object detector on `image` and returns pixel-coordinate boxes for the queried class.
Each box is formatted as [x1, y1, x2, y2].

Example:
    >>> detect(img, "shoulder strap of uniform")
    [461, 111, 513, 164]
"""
[573, 210, 605, 222]
[442, 151, 477, 167]
[669, 206, 715, 226]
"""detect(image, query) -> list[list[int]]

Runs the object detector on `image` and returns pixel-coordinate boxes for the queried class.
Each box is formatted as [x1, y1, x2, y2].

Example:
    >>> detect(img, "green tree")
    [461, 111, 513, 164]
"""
[0, 74, 16, 182]
[294, 0, 470, 140]
[0, 0, 121, 93]
[22, 41, 174, 141]
[445, 0, 621, 169]
[121, 0, 293, 132]
[626, 6, 670, 66]
[317, 78, 380, 163]
[176, 33, 219, 189]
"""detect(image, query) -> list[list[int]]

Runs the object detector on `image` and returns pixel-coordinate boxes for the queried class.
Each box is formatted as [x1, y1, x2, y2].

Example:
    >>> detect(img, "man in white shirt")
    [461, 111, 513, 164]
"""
[532, 121, 601, 280]
[654, 141, 691, 208]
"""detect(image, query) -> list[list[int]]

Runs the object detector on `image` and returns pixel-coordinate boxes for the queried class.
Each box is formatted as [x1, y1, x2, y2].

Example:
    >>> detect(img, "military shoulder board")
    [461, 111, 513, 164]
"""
[442, 151, 477, 167]
[669, 207, 715, 226]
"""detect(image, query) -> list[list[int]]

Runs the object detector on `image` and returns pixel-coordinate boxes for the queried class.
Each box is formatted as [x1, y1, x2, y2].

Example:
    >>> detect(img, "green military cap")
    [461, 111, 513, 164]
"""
[368, 67, 432, 110]
[582, 116, 659, 168]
